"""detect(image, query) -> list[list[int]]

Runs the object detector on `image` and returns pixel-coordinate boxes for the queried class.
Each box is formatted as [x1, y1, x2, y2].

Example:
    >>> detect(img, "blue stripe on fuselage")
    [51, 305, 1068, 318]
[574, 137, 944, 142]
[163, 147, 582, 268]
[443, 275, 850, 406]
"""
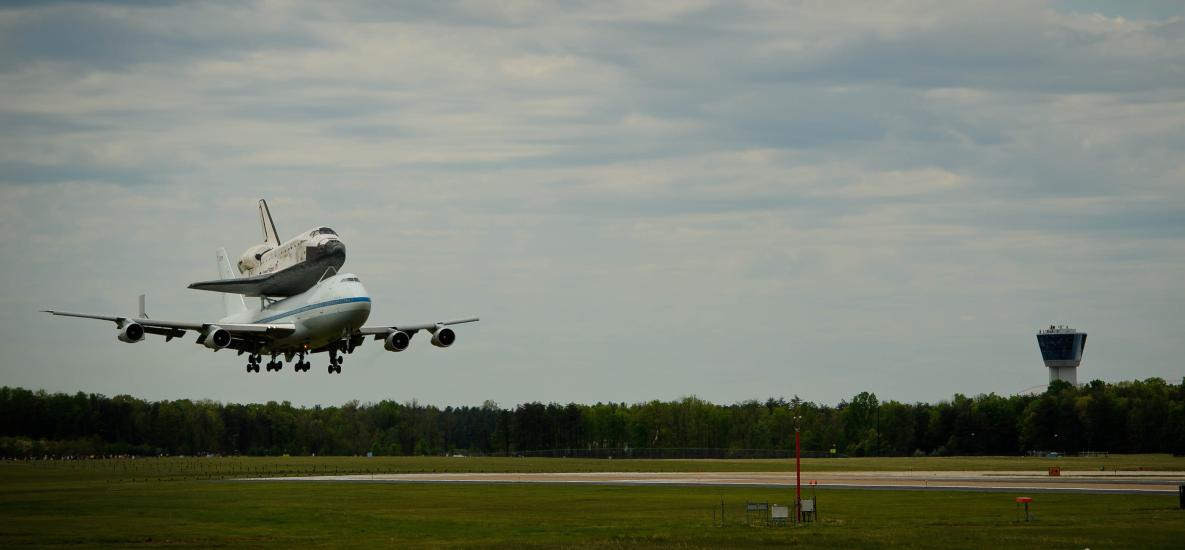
[256, 296, 371, 324]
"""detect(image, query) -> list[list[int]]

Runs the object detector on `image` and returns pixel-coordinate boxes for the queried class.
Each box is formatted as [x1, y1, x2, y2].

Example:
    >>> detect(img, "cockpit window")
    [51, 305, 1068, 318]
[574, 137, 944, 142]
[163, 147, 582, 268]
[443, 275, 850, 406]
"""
[310, 228, 338, 237]
[343, 277, 360, 282]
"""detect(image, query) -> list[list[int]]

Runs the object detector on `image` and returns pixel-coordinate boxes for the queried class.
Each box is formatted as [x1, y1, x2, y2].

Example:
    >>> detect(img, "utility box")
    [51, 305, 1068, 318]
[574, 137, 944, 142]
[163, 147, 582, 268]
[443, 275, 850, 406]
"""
[745, 501, 769, 525]
[770, 505, 789, 526]
[799, 499, 816, 523]
[1048, 467, 1061, 476]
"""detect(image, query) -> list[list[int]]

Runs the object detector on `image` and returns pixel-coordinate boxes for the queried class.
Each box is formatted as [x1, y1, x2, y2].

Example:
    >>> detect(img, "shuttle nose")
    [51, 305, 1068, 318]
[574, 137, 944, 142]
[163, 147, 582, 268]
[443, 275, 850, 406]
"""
[307, 239, 346, 266]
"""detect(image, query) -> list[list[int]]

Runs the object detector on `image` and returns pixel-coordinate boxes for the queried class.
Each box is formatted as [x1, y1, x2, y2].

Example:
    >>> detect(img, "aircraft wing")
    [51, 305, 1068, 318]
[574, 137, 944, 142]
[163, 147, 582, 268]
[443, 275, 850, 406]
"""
[357, 317, 479, 337]
[42, 310, 295, 344]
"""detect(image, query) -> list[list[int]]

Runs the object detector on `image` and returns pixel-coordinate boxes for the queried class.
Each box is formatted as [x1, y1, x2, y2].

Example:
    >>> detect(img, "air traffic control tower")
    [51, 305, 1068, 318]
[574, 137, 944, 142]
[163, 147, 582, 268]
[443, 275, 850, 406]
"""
[1036, 325, 1087, 385]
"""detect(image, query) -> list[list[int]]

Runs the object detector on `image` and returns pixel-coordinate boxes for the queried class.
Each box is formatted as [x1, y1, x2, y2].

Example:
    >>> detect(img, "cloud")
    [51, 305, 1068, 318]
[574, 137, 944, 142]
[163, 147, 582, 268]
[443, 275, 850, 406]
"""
[0, 1, 1182, 407]
[0, 3, 324, 71]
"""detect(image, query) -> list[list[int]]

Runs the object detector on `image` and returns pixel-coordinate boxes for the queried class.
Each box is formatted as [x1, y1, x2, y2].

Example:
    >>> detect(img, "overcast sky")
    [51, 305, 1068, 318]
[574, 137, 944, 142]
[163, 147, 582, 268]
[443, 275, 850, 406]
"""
[1, 1, 1182, 408]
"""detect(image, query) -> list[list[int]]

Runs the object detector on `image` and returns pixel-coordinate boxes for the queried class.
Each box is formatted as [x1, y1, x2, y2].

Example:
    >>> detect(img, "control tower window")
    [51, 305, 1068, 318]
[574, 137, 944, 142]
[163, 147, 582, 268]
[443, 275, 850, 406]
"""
[1038, 334, 1078, 360]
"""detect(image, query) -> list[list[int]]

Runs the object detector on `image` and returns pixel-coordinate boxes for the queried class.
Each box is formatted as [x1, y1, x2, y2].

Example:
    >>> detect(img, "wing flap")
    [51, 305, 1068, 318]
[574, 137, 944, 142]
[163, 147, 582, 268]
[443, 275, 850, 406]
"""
[44, 310, 294, 338]
[144, 326, 187, 340]
[358, 317, 479, 337]
[217, 323, 296, 335]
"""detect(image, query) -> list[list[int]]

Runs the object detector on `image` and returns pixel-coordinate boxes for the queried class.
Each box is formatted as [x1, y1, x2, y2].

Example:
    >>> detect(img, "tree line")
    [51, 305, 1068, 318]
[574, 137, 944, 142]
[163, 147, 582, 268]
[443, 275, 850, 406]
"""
[1, 378, 1183, 458]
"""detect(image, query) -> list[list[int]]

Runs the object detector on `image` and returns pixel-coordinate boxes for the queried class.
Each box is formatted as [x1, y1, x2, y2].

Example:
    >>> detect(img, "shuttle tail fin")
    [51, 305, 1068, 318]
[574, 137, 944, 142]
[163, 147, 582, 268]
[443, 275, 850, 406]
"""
[258, 199, 280, 247]
[216, 248, 248, 316]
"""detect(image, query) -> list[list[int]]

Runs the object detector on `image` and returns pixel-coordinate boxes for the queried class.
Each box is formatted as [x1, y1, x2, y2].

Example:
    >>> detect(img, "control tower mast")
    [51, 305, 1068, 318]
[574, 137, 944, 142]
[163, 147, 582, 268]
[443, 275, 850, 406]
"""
[1036, 325, 1087, 385]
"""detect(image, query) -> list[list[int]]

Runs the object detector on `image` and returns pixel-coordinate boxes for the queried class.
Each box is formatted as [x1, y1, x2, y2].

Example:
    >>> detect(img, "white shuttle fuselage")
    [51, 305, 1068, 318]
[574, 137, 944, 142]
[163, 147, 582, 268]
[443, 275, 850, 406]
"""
[189, 200, 347, 297]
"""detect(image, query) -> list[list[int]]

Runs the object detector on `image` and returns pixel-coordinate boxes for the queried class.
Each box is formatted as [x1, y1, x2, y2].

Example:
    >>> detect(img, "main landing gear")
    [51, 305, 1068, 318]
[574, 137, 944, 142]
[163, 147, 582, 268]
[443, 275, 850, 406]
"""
[245, 354, 292, 373]
[245, 345, 347, 374]
[293, 352, 311, 373]
[246, 354, 262, 373]
[327, 348, 344, 374]
[264, 354, 284, 372]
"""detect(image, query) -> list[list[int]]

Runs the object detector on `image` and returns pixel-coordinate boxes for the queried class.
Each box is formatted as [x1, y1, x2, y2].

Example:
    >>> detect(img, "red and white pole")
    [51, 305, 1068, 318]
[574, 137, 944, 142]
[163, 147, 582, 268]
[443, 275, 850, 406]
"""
[795, 428, 802, 522]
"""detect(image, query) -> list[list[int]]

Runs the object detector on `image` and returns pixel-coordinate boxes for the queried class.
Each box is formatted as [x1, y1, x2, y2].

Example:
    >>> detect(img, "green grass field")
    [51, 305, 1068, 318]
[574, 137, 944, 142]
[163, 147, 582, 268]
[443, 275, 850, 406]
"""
[2, 456, 1182, 548]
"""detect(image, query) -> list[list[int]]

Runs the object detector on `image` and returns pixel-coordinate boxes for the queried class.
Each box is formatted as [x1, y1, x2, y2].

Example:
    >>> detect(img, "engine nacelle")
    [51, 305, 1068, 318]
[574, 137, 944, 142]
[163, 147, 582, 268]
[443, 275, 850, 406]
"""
[117, 321, 145, 343]
[384, 330, 410, 352]
[202, 325, 233, 350]
[237, 243, 273, 274]
[431, 327, 456, 348]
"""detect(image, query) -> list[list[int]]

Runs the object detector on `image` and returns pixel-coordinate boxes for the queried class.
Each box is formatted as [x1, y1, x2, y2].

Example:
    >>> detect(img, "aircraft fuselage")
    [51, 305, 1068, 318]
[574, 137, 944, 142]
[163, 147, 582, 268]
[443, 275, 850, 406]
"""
[222, 272, 371, 355]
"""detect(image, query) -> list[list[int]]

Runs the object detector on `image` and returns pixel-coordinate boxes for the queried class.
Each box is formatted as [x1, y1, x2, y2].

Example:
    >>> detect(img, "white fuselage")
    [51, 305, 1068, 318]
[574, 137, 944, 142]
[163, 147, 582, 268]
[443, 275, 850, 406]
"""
[230, 226, 348, 297]
[240, 227, 346, 275]
[222, 273, 371, 353]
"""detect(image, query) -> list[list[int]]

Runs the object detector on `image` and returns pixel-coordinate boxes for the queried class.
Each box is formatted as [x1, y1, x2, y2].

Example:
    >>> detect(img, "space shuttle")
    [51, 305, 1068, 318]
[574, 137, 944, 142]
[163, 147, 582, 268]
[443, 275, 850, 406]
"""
[188, 200, 347, 297]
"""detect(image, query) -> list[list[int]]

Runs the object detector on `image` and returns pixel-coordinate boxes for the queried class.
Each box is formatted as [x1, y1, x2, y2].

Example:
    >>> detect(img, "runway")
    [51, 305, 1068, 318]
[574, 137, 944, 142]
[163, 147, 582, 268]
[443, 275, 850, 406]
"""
[250, 470, 1185, 495]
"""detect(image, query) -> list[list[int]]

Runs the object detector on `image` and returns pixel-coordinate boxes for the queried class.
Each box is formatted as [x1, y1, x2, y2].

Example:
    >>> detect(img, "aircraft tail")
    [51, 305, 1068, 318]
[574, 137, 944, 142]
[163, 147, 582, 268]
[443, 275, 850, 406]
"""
[259, 199, 280, 247]
[216, 248, 248, 316]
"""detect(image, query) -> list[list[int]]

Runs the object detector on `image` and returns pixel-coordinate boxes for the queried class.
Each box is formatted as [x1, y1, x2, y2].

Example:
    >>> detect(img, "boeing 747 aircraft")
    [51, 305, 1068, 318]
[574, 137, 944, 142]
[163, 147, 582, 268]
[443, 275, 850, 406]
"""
[44, 205, 477, 374]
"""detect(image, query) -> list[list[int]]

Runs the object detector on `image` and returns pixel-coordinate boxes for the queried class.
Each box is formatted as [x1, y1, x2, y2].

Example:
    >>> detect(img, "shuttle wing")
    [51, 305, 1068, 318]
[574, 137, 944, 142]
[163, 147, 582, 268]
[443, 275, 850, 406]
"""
[188, 266, 330, 297]
[188, 273, 275, 296]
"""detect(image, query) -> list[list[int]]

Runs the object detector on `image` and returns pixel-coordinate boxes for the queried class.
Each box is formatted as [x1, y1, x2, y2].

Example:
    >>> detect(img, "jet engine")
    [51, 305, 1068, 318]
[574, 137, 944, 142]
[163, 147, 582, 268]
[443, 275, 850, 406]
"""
[237, 243, 273, 274]
[430, 327, 456, 348]
[117, 321, 145, 343]
[384, 330, 410, 352]
[202, 325, 233, 350]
